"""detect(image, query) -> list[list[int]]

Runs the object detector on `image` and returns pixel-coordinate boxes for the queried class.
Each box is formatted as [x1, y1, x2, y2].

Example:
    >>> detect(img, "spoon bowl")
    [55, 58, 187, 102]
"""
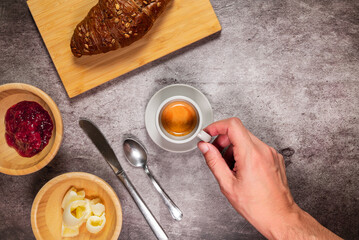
[123, 139, 147, 168]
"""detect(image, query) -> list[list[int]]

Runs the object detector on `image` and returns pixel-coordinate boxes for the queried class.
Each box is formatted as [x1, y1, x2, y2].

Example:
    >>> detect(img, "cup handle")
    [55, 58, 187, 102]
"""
[197, 130, 212, 143]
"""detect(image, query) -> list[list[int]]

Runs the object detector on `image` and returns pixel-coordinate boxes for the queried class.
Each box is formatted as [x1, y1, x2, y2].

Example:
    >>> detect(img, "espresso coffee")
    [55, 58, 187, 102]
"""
[160, 101, 198, 137]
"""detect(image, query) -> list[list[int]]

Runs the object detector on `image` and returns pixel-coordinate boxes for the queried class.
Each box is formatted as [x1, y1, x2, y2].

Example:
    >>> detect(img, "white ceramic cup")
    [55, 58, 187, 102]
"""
[155, 96, 212, 144]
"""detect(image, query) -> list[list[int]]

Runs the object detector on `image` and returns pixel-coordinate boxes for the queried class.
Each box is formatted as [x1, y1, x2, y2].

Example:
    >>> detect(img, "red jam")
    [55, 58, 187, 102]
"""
[5, 101, 53, 158]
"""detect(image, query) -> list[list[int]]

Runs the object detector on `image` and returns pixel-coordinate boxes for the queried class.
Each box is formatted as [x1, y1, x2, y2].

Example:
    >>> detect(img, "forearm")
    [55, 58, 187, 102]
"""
[268, 206, 342, 240]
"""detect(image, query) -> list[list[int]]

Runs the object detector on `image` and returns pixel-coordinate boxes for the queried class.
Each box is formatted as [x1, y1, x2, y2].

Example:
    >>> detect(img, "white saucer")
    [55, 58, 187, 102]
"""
[145, 84, 214, 153]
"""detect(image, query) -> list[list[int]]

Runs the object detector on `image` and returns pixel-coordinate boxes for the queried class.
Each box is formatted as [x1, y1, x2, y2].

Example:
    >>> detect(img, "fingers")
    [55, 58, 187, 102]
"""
[211, 134, 235, 170]
[212, 134, 231, 153]
[204, 118, 253, 149]
[198, 142, 235, 186]
[223, 145, 234, 160]
[223, 145, 235, 170]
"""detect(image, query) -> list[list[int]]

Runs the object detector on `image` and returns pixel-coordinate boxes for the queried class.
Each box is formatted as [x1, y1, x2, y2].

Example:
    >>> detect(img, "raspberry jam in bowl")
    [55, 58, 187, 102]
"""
[0, 83, 63, 175]
[5, 101, 54, 158]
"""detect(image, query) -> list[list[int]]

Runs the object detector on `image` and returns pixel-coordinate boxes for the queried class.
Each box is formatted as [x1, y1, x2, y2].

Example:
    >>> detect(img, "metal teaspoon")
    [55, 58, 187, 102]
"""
[123, 138, 183, 221]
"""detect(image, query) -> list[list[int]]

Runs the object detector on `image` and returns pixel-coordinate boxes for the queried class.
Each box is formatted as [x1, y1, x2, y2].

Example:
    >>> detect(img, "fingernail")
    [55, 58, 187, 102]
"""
[198, 142, 209, 154]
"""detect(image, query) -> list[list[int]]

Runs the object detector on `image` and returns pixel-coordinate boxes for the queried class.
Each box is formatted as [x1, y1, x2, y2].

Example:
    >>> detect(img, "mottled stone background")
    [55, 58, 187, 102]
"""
[0, 0, 358, 239]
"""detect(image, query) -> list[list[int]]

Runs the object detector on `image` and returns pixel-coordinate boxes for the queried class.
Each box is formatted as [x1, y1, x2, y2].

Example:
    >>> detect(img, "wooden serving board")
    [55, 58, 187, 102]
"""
[27, 0, 221, 98]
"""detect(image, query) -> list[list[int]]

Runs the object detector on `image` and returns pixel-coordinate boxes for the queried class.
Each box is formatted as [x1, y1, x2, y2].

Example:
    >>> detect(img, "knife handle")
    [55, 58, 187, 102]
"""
[117, 171, 169, 240]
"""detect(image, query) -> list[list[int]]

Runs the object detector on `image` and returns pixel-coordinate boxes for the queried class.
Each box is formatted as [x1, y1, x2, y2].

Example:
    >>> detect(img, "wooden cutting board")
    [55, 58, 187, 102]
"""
[27, 0, 221, 98]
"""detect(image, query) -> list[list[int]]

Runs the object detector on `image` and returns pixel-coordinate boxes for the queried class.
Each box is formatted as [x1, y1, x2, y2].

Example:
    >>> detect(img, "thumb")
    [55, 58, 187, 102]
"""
[198, 142, 234, 186]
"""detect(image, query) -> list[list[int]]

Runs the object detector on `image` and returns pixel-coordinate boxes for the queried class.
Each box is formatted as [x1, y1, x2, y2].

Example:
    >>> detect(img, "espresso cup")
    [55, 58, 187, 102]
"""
[155, 96, 212, 144]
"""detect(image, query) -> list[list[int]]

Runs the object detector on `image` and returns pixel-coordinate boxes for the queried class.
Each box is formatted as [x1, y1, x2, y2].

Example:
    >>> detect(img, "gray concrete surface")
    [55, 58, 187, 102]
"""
[1, 0, 358, 239]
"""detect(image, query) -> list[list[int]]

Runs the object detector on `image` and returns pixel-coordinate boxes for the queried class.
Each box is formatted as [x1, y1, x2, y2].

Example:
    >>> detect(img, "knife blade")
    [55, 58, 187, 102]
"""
[79, 118, 168, 240]
[79, 118, 122, 174]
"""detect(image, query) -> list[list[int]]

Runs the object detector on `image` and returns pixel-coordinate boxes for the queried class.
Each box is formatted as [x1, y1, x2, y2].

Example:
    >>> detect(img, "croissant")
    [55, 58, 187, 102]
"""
[71, 0, 171, 57]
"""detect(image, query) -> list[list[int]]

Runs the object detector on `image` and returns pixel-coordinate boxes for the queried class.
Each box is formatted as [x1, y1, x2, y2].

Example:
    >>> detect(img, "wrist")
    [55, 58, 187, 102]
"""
[266, 204, 304, 240]
[266, 205, 340, 240]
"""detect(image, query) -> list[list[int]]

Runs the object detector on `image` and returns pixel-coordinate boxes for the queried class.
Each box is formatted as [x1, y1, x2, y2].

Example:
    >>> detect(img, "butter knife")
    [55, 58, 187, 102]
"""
[79, 119, 168, 240]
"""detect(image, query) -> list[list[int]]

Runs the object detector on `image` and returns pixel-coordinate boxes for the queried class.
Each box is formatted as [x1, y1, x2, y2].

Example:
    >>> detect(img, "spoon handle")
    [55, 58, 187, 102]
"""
[117, 171, 169, 240]
[144, 165, 183, 221]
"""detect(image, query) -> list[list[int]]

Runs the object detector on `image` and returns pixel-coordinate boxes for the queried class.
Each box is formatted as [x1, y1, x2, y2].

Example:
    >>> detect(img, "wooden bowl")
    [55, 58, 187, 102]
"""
[0, 83, 63, 175]
[31, 172, 123, 240]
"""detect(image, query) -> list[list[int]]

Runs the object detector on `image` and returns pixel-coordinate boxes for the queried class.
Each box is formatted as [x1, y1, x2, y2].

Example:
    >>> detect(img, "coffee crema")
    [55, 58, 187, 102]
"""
[160, 101, 198, 137]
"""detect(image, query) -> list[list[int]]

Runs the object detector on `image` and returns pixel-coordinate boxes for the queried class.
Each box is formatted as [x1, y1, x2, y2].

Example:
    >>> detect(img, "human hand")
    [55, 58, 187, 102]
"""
[198, 118, 342, 240]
